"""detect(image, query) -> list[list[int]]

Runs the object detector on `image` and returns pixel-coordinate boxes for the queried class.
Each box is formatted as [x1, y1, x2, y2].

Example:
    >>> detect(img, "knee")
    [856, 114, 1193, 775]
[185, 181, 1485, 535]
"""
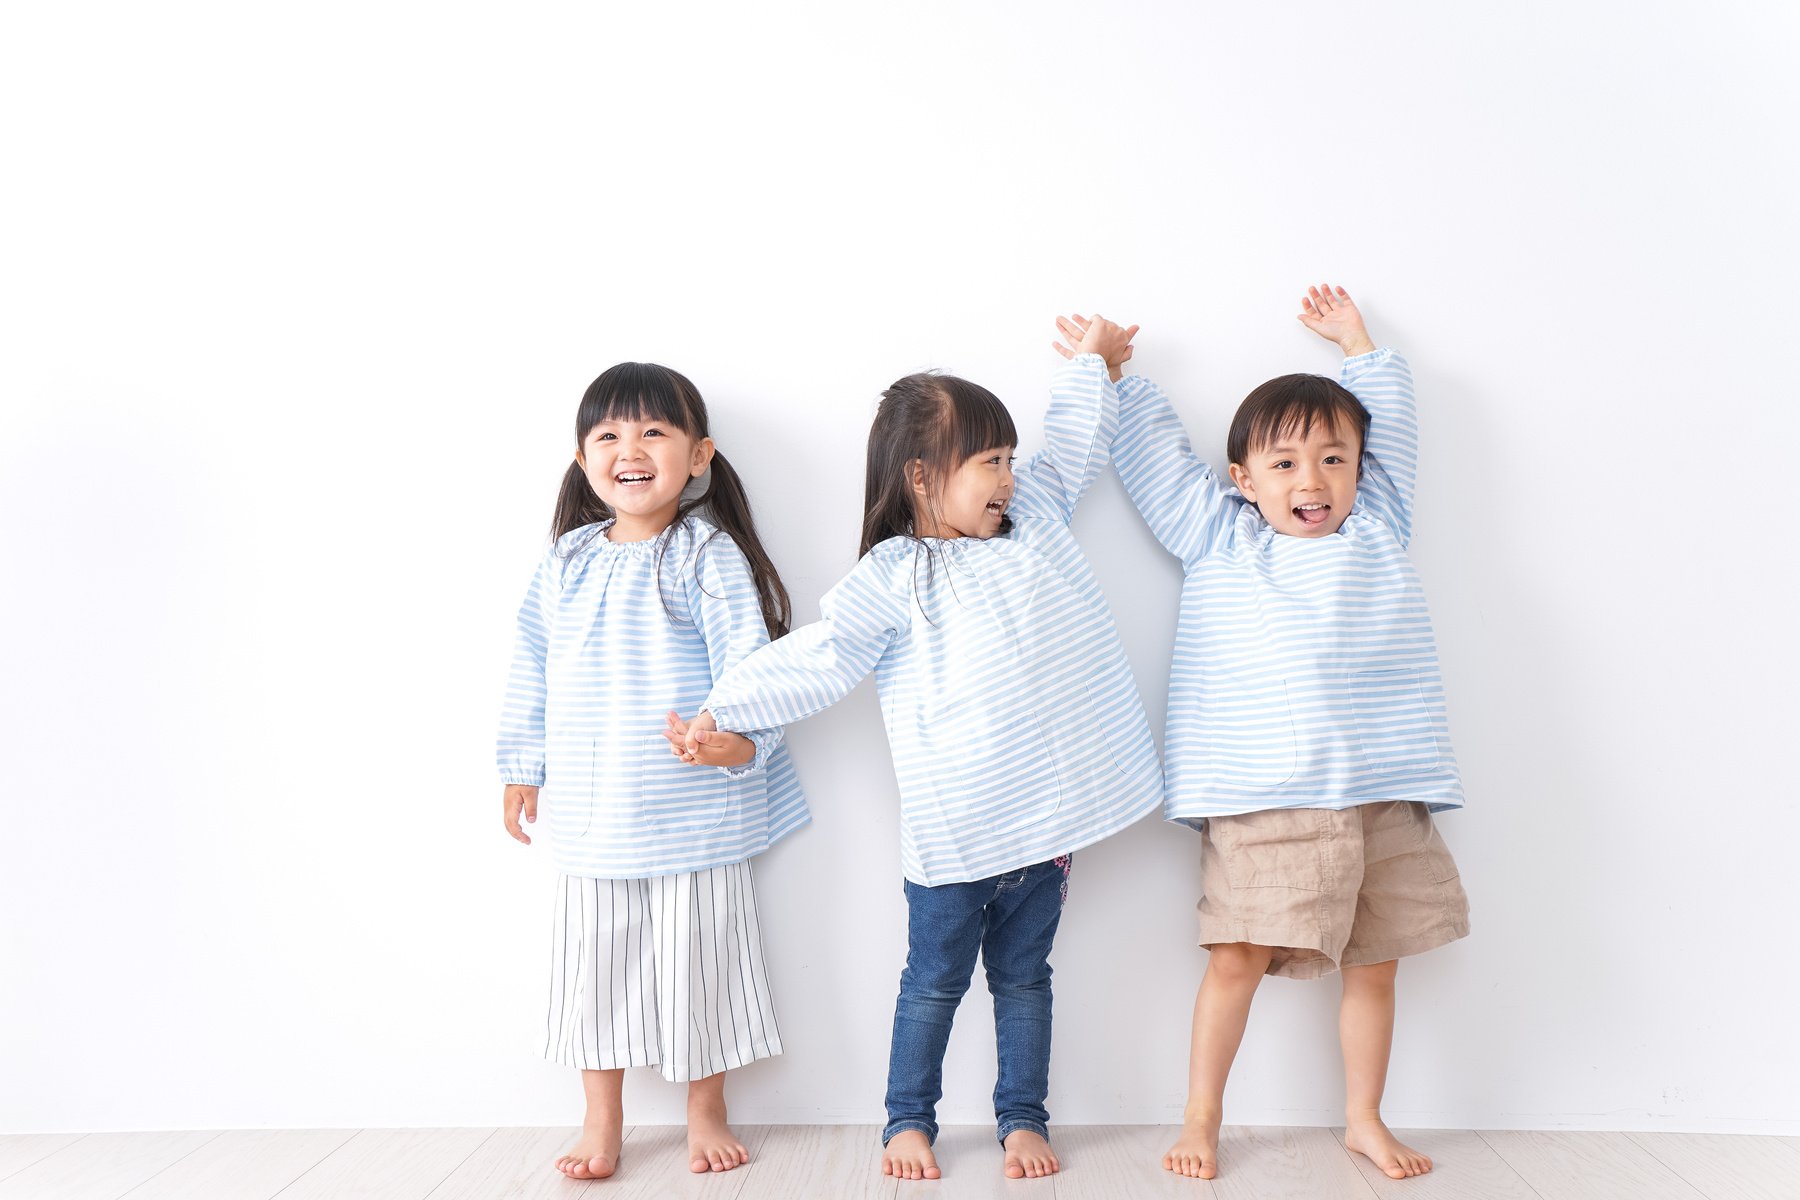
[984, 962, 1051, 996]
[900, 964, 974, 1005]
[1205, 942, 1274, 984]
[1343, 959, 1398, 991]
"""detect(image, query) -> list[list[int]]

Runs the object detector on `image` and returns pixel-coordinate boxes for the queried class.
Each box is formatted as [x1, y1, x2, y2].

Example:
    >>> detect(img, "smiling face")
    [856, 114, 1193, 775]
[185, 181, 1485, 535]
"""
[1228, 416, 1360, 538]
[577, 417, 713, 541]
[913, 445, 1016, 539]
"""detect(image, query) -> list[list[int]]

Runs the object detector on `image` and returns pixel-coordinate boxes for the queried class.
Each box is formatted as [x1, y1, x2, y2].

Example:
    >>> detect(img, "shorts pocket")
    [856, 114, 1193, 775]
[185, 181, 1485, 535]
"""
[1349, 669, 1441, 775]
[1199, 675, 1297, 790]
[1212, 809, 1329, 892]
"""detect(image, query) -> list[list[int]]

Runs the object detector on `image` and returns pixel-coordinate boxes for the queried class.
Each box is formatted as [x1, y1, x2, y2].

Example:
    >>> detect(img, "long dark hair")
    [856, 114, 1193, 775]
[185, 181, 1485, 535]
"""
[859, 371, 1019, 557]
[550, 362, 791, 639]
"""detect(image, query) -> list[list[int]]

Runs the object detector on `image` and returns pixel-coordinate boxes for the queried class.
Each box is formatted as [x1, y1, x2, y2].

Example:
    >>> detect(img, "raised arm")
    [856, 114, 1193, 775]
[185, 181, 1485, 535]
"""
[699, 552, 907, 736]
[1008, 315, 1136, 524]
[1298, 284, 1417, 545]
[1109, 369, 1242, 566]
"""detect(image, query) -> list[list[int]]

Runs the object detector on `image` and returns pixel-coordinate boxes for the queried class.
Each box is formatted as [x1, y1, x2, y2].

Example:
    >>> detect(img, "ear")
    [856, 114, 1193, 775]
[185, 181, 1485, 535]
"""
[908, 459, 928, 498]
[574, 450, 586, 471]
[690, 436, 715, 478]
[1227, 462, 1256, 501]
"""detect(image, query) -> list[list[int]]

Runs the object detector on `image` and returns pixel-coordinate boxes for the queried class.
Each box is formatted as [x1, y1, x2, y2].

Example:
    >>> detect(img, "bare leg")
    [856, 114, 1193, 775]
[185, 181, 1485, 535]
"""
[555, 1068, 624, 1180]
[1163, 942, 1274, 1180]
[686, 1070, 749, 1174]
[1340, 960, 1433, 1179]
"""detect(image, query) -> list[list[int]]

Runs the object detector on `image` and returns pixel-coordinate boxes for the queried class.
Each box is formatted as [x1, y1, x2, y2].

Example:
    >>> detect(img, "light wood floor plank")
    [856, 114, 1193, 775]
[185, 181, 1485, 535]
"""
[273, 1128, 497, 1200]
[589, 1122, 772, 1200]
[1624, 1132, 1800, 1200]
[1330, 1128, 1539, 1199]
[892, 1125, 1041, 1198]
[0, 1131, 219, 1200]
[1479, 1131, 1703, 1200]
[423, 1125, 637, 1199]
[734, 1124, 894, 1200]
[118, 1129, 356, 1200]
[1052, 1124, 1215, 1197]
[0, 1134, 87, 1184]
[1208, 1126, 1377, 1200]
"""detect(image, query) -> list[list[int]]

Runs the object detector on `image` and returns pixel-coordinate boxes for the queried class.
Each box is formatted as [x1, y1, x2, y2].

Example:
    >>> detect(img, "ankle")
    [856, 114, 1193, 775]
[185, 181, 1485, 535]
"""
[1181, 1104, 1223, 1126]
[1345, 1107, 1385, 1125]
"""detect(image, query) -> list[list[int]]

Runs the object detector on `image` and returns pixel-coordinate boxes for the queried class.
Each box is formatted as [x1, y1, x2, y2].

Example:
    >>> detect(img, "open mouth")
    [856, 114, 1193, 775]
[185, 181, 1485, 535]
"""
[1294, 502, 1330, 527]
[985, 499, 1008, 518]
[615, 471, 655, 488]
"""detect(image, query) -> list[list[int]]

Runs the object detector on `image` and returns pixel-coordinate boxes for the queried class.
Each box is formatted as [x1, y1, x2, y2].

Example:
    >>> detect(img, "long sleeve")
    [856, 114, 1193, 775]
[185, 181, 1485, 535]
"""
[685, 532, 784, 778]
[496, 547, 558, 786]
[1111, 371, 1243, 566]
[1007, 352, 1120, 525]
[704, 552, 906, 735]
[1341, 348, 1418, 547]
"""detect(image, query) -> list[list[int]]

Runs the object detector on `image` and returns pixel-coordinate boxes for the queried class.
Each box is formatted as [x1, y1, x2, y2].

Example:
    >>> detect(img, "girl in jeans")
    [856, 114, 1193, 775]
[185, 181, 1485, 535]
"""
[669, 316, 1162, 1181]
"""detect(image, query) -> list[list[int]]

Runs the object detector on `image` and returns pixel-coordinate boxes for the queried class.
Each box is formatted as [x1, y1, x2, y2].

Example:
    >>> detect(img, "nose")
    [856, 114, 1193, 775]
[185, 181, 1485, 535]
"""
[998, 461, 1015, 490]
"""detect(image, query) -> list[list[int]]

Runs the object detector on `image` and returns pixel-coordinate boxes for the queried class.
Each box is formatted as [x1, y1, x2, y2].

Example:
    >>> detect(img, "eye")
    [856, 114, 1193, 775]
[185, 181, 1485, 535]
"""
[1324, 455, 1346, 465]
[644, 427, 664, 437]
[1272, 460, 1293, 470]
[595, 431, 616, 442]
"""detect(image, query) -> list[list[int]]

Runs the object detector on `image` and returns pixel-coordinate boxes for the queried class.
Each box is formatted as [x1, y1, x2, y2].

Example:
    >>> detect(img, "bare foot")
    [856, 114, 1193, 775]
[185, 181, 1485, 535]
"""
[685, 1111, 748, 1174]
[1002, 1129, 1060, 1179]
[881, 1129, 941, 1180]
[1163, 1111, 1221, 1179]
[1344, 1115, 1433, 1179]
[555, 1119, 622, 1180]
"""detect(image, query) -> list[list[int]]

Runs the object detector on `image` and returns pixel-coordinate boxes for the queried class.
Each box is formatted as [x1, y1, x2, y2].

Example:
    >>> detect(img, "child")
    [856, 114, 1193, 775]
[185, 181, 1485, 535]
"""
[667, 318, 1164, 1181]
[1056, 286, 1470, 1182]
[496, 362, 809, 1181]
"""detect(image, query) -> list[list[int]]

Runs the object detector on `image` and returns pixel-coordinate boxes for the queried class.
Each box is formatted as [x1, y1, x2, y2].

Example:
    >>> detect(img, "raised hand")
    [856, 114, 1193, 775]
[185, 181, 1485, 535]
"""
[663, 710, 756, 768]
[503, 783, 539, 844]
[1052, 313, 1138, 382]
[1297, 283, 1376, 356]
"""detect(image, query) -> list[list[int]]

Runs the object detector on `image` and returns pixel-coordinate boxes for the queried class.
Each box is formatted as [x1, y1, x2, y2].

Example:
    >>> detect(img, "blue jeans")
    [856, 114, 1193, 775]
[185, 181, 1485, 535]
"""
[882, 855, 1071, 1147]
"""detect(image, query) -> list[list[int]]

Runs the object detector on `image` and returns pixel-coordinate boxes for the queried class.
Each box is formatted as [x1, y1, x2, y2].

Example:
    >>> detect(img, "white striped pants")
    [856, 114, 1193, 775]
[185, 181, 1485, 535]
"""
[544, 862, 783, 1083]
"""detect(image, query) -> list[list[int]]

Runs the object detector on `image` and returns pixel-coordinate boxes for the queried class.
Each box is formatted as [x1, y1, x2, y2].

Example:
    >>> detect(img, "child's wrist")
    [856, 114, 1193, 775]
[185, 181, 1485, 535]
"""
[1340, 334, 1377, 357]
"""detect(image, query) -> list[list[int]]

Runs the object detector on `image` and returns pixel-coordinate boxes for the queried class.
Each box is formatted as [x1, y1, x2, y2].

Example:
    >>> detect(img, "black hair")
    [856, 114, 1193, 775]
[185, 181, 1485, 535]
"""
[551, 362, 791, 639]
[859, 371, 1019, 557]
[1226, 373, 1371, 471]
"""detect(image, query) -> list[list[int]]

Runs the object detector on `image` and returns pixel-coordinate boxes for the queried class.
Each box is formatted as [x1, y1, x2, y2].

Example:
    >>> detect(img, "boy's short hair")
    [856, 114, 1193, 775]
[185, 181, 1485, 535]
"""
[1227, 373, 1371, 468]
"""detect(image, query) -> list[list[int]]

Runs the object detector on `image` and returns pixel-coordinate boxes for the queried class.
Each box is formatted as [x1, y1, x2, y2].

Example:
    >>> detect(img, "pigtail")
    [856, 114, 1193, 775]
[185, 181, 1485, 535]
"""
[551, 461, 610, 546]
[682, 450, 792, 640]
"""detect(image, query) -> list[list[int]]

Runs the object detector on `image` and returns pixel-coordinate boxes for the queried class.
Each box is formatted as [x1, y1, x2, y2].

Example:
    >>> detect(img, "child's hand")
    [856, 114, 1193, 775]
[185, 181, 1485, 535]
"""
[663, 710, 756, 769]
[1297, 283, 1376, 357]
[1052, 314, 1138, 382]
[503, 784, 538, 845]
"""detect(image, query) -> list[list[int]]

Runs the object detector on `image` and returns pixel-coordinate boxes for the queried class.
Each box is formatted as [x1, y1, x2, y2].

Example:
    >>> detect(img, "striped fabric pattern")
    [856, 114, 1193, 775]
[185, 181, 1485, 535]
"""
[1108, 348, 1466, 824]
[704, 354, 1164, 887]
[497, 517, 810, 879]
[544, 863, 781, 1082]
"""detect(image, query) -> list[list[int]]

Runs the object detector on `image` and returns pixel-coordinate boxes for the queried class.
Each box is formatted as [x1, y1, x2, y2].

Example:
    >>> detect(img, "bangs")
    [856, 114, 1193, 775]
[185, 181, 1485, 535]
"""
[577, 362, 704, 440]
[930, 376, 1018, 466]
[1228, 373, 1369, 466]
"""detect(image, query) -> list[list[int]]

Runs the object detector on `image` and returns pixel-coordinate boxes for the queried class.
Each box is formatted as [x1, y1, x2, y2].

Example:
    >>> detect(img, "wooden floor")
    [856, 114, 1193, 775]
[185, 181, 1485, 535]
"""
[2, 1125, 1796, 1199]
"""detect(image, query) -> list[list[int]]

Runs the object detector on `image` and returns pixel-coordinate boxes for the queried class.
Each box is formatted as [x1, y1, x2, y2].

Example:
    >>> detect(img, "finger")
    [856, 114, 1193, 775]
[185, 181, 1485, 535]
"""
[1318, 282, 1336, 311]
[1123, 323, 1140, 340]
[524, 793, 537, 822]
[1051, 341, 1074, 359]
[1121, 345, 1135, 362]
[1055, 316, 1083, 340]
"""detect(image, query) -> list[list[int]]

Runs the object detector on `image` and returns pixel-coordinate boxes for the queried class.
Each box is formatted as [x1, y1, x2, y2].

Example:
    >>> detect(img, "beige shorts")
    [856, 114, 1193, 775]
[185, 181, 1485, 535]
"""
[1197, 801, 1470, 980]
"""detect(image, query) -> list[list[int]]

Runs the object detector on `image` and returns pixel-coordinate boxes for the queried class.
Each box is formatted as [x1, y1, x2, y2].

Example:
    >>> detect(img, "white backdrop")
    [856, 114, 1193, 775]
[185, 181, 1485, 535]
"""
[4, 0, 1797, 1136]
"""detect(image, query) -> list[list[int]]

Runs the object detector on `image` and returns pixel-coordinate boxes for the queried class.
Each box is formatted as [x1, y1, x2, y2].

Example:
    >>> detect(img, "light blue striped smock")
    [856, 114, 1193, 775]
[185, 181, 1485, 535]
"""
[497, 516, 810, 879]
[703, 354, 1164, 887]
[1108, 348, 1465, 825]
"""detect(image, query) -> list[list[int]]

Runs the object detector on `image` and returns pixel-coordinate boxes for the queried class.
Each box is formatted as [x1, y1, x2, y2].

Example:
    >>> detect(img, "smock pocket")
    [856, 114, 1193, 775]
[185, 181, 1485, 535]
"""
[544, 731, 605, 837]
[1349, 669, 1441, 775]
[919, 707, 1062, 836]
[1199, 674, 1297, 790]
[635, 733, 734, 834]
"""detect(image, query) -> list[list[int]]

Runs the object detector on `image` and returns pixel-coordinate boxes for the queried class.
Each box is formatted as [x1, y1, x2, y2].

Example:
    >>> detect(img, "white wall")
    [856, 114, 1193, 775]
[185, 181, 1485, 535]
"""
[3, 0, 1796, 1136]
